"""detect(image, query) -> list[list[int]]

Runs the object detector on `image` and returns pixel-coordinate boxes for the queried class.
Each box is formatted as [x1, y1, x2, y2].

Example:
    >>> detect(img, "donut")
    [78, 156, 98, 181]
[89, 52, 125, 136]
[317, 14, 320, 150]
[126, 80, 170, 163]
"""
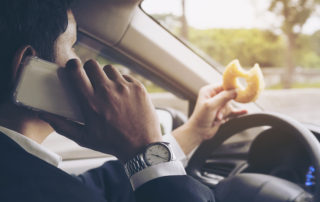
[222, 60, 264, 103]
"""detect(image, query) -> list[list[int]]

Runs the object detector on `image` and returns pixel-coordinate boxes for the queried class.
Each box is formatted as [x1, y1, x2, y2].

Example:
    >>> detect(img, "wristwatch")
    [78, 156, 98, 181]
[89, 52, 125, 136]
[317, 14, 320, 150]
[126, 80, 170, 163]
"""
[124, 142, 174, 177]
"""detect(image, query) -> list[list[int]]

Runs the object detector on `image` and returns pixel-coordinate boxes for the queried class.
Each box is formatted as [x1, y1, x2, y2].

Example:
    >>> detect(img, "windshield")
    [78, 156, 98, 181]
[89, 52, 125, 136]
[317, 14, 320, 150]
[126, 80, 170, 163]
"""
[141, 0, 320, 126]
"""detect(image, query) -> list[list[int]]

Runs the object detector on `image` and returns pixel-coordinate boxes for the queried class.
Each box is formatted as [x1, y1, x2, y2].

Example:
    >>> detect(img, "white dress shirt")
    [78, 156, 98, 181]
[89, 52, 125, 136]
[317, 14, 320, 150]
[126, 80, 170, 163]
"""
[0, 126, 61, 167]
[0, 126, 187, 190]
[129, 134, 187, 189]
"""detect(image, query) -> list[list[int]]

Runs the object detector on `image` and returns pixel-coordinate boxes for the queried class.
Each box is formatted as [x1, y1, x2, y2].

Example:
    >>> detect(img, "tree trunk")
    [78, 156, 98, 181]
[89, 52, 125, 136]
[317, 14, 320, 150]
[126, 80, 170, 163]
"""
[282, 33, 295, 89]
[180, 0, 189, 40]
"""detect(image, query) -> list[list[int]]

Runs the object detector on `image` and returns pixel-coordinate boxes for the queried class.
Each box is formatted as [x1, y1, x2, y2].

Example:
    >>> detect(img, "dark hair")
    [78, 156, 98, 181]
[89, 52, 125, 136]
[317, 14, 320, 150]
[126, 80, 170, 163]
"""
[0, 0, 74, 103]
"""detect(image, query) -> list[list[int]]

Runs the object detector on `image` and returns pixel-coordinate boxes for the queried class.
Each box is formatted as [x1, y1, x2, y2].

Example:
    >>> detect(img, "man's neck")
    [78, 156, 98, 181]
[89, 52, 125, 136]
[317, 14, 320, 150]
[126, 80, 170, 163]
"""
[0, 103, 53, 143]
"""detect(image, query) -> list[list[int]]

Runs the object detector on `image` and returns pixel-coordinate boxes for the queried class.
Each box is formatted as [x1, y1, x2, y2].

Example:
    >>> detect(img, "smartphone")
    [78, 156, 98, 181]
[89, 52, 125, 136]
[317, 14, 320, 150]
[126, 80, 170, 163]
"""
[13, 56, 84, 123]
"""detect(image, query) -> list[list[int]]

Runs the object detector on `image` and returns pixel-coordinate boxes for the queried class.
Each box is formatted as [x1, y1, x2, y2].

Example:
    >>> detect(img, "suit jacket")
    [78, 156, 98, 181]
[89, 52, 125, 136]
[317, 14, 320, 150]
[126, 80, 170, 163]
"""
[0, 132, 215, 202]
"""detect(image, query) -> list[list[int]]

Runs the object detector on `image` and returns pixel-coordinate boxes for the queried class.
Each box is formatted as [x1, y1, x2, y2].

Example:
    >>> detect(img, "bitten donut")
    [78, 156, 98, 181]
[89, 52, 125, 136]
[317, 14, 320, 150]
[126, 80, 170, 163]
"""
[222, 60, 264, 103]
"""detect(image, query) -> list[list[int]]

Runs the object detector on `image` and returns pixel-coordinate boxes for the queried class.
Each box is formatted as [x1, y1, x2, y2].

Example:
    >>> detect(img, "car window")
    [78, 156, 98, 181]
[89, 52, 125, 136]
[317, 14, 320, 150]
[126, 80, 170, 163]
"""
[74, 32, 189, 116]
[141, 0, 320, 126]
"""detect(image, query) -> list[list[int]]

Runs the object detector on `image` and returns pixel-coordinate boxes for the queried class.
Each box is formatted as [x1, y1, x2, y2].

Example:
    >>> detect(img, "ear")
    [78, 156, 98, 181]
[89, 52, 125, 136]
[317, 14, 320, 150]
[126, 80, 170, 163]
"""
[11, 45, 37, 82]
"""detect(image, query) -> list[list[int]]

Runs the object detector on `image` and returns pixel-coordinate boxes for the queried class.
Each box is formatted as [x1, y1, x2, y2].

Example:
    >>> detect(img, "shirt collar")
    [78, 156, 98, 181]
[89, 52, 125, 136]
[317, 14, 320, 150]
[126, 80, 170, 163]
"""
[0, 126, 61, 167]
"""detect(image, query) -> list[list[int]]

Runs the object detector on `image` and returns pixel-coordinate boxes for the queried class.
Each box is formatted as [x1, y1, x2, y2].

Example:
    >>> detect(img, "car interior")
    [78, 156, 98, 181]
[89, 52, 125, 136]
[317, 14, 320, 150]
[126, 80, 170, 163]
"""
[40, 0, 320, 201]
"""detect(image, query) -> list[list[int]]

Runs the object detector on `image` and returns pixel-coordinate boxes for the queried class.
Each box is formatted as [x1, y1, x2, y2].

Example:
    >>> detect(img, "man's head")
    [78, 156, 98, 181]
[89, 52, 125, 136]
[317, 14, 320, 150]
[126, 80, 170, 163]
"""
[0, 0, 78, 104]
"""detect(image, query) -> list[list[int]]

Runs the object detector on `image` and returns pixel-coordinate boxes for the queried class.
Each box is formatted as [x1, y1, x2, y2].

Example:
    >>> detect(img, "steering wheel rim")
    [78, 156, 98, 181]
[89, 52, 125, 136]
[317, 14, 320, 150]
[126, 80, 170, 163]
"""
[186, 112, 320, 201]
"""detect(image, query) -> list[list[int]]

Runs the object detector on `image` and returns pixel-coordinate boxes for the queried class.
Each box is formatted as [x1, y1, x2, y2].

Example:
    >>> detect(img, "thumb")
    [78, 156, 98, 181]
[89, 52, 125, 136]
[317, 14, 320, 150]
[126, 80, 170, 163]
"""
[40, 113, 85, 144]
[208, 89, 237, 109]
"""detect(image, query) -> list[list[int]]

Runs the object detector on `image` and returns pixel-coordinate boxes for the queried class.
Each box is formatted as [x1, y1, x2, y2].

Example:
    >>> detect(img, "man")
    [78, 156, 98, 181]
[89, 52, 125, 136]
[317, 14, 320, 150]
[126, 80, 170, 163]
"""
[0, 0, 246, 201]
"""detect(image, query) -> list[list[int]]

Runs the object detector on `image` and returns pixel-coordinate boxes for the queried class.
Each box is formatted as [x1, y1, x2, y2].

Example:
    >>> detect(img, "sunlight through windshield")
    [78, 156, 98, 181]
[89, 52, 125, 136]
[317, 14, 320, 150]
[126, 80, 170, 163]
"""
[142, 0, 320, 125]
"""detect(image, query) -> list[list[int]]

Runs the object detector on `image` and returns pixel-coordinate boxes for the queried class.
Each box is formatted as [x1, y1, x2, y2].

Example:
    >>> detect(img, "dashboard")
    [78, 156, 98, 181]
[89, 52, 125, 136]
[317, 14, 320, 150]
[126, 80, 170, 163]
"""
[201, 124, 320, 193]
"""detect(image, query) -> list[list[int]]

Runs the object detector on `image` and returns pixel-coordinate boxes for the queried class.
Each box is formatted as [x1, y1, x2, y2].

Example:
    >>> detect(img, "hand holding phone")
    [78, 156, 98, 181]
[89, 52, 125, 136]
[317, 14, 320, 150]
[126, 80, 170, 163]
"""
[40, 59, 162, 162]
[14, 56, 84, 122]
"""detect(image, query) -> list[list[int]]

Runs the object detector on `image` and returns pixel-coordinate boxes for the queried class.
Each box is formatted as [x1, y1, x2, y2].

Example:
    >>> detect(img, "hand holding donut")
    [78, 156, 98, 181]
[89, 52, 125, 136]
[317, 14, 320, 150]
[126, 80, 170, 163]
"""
[172, 85, 247, 155]
[223, 60, 264, 103]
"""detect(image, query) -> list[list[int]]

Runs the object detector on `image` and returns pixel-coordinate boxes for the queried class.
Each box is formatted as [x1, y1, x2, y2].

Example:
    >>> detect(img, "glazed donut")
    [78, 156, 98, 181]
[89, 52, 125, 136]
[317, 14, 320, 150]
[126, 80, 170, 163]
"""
[222, 60, 264, 103]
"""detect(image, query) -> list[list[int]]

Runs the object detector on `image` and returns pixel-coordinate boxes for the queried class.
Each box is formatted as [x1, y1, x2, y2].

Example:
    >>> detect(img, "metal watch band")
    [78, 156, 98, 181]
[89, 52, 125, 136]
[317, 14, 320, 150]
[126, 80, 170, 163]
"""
[124, 142, 173, 177]
[124, 154, 147, 177]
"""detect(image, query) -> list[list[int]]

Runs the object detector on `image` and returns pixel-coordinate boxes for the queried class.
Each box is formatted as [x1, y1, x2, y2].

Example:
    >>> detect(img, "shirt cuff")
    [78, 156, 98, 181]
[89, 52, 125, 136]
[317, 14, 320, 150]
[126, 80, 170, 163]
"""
[163, 133, 188, 166]
[130, 160, 186, 190]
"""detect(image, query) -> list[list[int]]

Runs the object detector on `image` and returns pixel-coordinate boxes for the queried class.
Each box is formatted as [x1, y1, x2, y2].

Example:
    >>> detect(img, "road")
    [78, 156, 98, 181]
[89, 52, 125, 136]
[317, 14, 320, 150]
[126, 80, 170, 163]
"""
[150, 89, 320, 126]
[256, 89, 320, 126]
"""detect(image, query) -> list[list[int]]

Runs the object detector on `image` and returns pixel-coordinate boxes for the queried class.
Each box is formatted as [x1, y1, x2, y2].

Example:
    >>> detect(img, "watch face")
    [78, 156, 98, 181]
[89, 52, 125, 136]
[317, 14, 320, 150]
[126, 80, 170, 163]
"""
[144, 143, 171, 166]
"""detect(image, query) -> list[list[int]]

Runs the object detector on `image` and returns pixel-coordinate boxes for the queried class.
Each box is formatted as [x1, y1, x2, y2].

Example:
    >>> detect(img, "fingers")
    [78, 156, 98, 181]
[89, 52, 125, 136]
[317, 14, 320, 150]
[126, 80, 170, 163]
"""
[103, 65, 127, 83]
[208, 89, 237, 109]
[216, 108, 224, 121]
[103, 65, 142, 86]
[65, 59, 96, 117]
[72, 60, 130, 92]
[227, 109, 247, 119]
[198, 85, 224, 101]
[66, 59, 94, 98]
[209, 85, 224, 97]
[216, 104, 247, 122]
[201, 84, 223, 92]
[83, 60, 110, 90]
[39, 113, 85, 144]
[122, 74, 135, 83]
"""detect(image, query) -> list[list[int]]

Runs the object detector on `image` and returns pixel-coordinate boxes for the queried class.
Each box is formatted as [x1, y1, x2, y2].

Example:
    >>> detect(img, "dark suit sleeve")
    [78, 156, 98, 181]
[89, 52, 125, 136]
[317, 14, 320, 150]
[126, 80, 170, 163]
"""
[76, 160, 135, 202]
[77, 160, 215, 202]
[135, 175, 215, 202]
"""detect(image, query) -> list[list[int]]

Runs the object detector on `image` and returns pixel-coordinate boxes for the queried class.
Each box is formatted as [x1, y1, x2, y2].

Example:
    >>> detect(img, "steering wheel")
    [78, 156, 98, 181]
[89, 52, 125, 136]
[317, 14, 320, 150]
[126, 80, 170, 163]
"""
[186, 112, 320, 202]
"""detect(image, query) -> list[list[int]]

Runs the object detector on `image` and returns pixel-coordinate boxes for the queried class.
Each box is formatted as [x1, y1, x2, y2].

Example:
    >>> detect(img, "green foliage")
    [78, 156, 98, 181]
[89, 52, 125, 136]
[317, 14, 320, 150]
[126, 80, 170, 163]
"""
[294, 32, 320, 68]
[189, 28, 285, 67]
[269, 0, 316, 35]
[187, 28, 320, 69]
[268, 0, 320, 87]
[311, 30, 320, 56]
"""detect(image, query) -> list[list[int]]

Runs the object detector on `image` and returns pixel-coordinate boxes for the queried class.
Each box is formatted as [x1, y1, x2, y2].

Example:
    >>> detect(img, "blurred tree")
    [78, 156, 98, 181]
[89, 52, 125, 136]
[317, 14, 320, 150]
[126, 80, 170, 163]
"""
[180, 0, 189, 40]
[189, 28, 285, 68]
[295, 32, 320, 68]
[151, 13, 181, 33]
[148, 2, 320, 71]
[151, 0, 189, 40]
[311, 30, 320, 56]
[269, 0, 320, 88]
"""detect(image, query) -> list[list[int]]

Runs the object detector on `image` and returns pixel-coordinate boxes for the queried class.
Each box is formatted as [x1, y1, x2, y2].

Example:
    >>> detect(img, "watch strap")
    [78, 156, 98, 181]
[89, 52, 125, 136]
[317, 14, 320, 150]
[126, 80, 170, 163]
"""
[124, 154, 147, 177]
[124, 142, 174, 177]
